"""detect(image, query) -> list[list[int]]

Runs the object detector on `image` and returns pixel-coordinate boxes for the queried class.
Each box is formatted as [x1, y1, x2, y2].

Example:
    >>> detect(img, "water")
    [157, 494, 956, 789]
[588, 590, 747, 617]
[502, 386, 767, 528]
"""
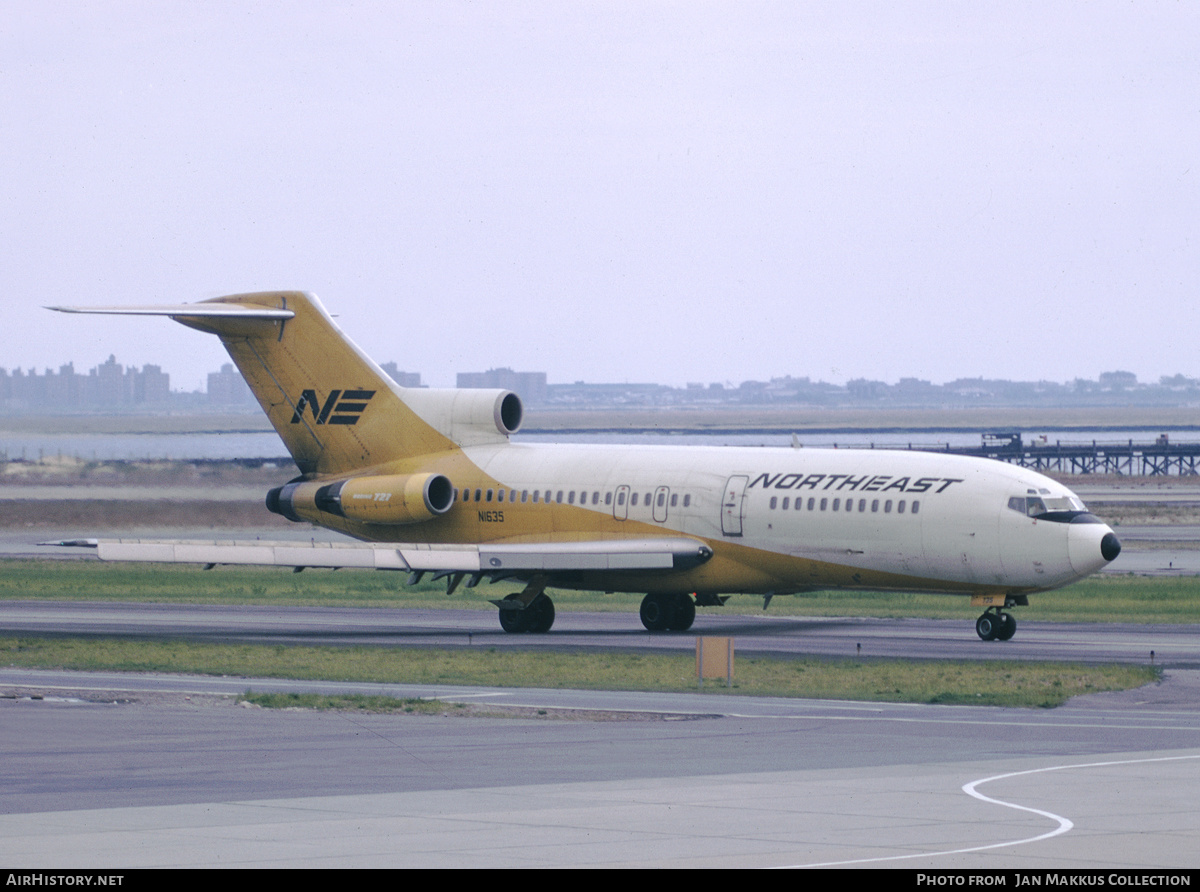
[0, 432, 288, 462]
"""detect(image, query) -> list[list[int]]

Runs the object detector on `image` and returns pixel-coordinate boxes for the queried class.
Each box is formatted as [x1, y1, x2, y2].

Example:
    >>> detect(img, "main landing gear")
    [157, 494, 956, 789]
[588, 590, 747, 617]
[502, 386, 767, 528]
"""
[496, 579, 556, 634]
[497, 592, 555, 633]
[639, 592, 696, 632]
[975, 607, 1016, 642]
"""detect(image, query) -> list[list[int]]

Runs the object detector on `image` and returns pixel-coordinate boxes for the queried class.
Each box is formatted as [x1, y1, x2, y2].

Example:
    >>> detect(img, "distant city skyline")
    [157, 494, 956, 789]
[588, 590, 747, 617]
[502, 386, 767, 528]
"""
[5, 354, 1200, 414]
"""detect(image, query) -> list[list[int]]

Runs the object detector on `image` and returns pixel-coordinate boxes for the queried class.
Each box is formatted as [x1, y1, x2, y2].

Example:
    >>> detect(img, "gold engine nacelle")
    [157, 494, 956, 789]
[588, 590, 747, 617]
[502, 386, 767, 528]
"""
[267, 473, 454, 525]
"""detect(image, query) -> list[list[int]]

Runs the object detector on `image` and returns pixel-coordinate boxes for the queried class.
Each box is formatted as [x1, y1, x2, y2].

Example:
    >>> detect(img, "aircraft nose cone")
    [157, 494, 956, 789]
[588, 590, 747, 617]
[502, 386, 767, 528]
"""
[1101, 532, 1122, 562]
[1068, 523, 1120, 576]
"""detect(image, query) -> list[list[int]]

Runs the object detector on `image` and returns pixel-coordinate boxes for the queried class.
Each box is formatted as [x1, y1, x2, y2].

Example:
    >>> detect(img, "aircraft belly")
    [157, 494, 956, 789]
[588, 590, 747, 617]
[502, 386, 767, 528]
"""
[673, 539, 1001, 596]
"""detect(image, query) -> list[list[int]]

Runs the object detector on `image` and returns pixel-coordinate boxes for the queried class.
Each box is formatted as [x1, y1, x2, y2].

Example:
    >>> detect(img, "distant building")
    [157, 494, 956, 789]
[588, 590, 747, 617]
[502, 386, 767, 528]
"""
[0, 357, 170, 412]
[458, 368, 547, 403]
[134, 364, 171, 404]
[207, 364, 256, 407]
[543, 381, 676, 407]
[380, 363, 423, 388]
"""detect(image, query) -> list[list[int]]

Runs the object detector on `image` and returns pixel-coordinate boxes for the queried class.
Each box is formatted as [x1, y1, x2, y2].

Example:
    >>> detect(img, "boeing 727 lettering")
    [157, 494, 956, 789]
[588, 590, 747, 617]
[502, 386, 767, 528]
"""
[48, 292, 1121, 640]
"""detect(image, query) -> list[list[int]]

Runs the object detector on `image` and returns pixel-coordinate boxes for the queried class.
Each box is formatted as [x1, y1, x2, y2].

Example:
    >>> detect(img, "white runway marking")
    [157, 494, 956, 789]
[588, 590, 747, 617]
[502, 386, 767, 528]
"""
[776, 753, 1200, 869]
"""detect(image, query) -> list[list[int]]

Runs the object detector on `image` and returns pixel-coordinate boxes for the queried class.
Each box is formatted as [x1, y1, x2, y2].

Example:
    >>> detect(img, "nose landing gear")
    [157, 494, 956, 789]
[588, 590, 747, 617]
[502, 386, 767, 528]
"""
[976, 608, 1016, 641]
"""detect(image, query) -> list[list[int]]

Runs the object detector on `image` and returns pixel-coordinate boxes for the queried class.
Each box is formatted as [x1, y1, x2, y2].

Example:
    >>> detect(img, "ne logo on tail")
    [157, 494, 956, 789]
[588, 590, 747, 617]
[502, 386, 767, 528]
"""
[290, 389, 375, 425]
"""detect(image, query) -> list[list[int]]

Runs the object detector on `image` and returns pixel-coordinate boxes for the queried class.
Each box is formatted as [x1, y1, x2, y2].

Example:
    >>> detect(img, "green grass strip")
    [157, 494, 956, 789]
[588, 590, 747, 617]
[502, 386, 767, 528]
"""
[6, 559, 1200, 624]
[0, 637, 1157, 709]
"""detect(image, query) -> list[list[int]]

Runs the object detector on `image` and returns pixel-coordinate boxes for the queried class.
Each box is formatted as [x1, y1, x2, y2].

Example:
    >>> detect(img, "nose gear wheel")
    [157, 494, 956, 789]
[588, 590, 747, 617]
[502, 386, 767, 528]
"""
[976, 608, 1016, 641]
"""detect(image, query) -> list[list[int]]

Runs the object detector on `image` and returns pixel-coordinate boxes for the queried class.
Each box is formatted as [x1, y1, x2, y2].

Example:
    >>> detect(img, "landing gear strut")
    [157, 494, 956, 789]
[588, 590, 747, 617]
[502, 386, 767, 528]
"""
[975, 607, 1016, 642]
[639, 592, 696, 632]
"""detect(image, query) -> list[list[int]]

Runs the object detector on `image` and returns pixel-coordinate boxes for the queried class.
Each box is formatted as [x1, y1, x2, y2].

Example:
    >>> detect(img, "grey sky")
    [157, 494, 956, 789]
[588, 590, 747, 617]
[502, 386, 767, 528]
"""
[3, 2, 1196, 391]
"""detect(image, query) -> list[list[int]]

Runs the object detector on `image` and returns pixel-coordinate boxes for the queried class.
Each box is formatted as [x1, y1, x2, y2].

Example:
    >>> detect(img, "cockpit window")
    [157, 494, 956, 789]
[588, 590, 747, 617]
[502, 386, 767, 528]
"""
[1008, 494, 1086, 517]
[1044, 495, 1083, 511]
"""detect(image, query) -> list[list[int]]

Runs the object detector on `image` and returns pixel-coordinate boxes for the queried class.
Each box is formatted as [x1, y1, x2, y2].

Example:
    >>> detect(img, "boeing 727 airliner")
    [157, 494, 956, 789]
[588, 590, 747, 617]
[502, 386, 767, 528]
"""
[49, 292, 1121, 640]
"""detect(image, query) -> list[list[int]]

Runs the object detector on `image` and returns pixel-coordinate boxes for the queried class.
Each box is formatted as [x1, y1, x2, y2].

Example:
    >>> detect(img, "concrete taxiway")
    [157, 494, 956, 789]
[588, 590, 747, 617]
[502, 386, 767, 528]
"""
[2, 669, 1199, 868]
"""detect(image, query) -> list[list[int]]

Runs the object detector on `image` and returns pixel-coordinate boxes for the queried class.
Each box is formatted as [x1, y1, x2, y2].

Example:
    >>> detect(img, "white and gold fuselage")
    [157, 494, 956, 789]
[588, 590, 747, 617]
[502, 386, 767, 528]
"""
[285, 439, 1117, 598]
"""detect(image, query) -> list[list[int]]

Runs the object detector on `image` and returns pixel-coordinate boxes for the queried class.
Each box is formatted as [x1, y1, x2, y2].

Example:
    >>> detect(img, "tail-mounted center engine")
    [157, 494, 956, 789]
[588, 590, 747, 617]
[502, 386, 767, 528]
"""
[401, 387, 523, 446]
[267, 472, 454, 525]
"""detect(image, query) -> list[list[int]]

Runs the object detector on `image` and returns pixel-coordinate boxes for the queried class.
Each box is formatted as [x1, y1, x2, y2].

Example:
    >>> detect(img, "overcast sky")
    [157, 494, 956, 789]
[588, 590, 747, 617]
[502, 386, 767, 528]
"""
[3, 2, 1197, 391]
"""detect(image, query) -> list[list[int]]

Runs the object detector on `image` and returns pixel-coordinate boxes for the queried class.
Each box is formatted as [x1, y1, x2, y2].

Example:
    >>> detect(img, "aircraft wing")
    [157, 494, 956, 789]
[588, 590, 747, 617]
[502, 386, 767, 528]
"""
[44, 537, 713, 575]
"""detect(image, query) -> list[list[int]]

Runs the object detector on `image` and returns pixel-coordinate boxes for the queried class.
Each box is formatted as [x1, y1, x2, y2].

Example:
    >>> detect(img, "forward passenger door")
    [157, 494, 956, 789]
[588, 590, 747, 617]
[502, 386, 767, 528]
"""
[721, 475, 748, 536]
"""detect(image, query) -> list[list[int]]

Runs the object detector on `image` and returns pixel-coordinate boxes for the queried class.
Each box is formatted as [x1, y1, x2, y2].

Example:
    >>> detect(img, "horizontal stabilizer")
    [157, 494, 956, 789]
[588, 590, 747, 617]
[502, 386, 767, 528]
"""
[45, 304, 294, 319]
[42, 537, 713, 574]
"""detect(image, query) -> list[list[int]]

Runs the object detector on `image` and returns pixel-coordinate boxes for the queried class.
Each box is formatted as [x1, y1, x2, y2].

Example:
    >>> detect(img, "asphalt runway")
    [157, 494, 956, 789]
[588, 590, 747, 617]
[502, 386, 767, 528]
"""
[1, 601, 1196, 665]
[2, 668, 1199, 868]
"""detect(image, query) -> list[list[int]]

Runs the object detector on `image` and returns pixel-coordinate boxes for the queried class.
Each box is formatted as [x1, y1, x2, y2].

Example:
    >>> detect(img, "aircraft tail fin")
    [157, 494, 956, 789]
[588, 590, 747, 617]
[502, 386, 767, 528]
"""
[49, 292, 463, 476]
